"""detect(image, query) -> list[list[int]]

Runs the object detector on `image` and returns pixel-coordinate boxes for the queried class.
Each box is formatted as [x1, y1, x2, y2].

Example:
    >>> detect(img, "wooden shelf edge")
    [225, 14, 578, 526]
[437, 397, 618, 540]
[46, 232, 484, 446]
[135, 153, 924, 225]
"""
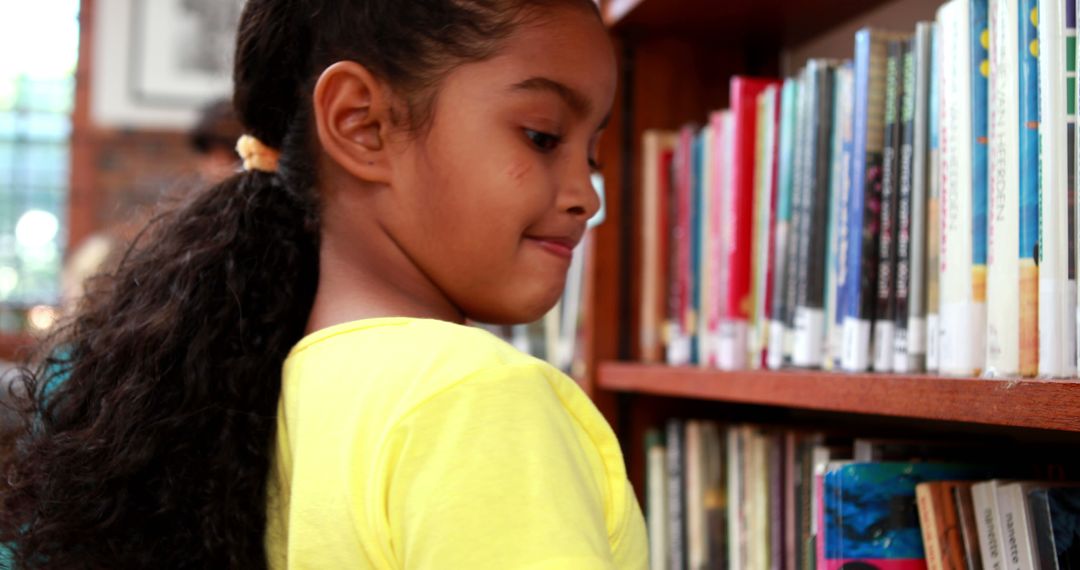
[598, 362, 1080, 432]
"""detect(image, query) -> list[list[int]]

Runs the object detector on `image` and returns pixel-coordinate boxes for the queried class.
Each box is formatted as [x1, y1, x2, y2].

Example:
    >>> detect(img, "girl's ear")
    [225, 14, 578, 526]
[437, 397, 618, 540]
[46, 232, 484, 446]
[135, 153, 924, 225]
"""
[312, 61, 396, 184]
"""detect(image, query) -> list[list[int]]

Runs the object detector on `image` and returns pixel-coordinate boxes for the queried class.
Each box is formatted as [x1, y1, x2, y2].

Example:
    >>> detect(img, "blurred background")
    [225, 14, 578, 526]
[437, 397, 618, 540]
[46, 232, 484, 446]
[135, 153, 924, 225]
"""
[0, 0, 247, 359]
[0, 0, 590, 374]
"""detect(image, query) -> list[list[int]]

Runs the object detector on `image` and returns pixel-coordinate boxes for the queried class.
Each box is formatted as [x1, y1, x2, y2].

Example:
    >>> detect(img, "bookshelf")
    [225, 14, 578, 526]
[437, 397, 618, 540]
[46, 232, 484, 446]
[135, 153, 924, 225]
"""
[584, 0, 1080, 498]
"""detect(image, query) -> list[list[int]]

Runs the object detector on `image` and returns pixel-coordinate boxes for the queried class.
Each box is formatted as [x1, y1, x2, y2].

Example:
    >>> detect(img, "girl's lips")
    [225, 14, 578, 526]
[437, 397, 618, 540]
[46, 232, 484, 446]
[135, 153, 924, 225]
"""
[527, 237, 576, 259]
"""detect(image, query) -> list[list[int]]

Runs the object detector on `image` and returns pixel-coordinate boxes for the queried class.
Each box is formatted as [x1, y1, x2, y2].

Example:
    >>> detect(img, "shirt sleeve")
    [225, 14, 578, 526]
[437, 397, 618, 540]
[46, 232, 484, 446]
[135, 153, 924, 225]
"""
[379, 363, 623, 569]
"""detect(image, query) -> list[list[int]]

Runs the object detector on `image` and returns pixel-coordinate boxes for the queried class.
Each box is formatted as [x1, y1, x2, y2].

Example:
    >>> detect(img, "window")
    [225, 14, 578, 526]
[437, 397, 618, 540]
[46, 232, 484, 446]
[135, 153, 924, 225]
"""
[0, 1, 80, 328]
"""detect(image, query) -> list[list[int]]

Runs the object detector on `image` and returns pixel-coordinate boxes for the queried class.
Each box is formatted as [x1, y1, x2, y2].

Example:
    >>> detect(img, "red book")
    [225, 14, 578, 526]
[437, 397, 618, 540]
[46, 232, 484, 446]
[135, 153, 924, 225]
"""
[667, 126, 697, 365]
[719, 77, 781, 368]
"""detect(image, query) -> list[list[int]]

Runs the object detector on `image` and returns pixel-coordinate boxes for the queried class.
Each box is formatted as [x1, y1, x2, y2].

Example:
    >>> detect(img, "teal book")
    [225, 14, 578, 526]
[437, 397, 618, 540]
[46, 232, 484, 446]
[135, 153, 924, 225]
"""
[1018, 0, 1039, 375]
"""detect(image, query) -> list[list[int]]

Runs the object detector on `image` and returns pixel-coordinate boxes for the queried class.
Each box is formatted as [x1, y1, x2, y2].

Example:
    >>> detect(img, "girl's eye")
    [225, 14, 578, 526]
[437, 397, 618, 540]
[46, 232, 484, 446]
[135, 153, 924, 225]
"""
[588, 157, 602, 171]
[525, 129, 562, 152]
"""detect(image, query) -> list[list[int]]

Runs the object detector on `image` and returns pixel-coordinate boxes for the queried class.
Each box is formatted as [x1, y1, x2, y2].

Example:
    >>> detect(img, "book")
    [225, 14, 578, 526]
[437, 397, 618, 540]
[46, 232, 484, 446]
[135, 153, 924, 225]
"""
[667, 418, 687, 570]
[685, 420, 706, 569]
[927, 22, 943, 373]
[841, 28, 909, 372]
[703, 118, 725, 368]
[997, 481, 1043, 570]
[986, 0, 1022, 377]
[752, 89, 781, 370]
[827, 64, 856, 372]
[901, 23, 934, 373]
[916, 481, 970, 570]
[970, 0, 991, 376]
[894, 39, 919, 372]
[701, 422, 727, 568]
[1028, 486, 1080, 569]
[668, 127, 697, 366]
[874, 39, 906, 373]
[723, 77, 782, 370]
[786, 70, 813, 370]
[728, 426, 747, 570]
[973, 479, 1012, 570]
[690, 130, 706, 366]
[646, 429, 669, 570]
[641, 131, 677, 364]
[1037, 0, 1075, 377]
[953, 483, 985, 570]
[793, 60, 837, 368]
[1018, 0, 1040, 377]
[822, 462, 993, 570]
[768, 78, 802, 370]
[937, 0, 981, 376]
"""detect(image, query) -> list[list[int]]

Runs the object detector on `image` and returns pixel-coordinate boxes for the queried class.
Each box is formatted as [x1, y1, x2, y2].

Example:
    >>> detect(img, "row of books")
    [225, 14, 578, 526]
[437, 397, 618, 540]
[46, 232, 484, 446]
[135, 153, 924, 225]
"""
[646, 419, 1080, 570]
[637, 0, 1080, 377]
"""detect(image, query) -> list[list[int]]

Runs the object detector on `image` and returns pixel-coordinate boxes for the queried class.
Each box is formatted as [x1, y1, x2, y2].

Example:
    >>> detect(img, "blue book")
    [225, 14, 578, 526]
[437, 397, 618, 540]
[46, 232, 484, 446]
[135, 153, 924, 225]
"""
[1018, 0, 1040, 375]
[689, 131, 705, 365]
[822, 462, 995, 569]
[971, 0, 990, 315]
[841, 28, 906, 372]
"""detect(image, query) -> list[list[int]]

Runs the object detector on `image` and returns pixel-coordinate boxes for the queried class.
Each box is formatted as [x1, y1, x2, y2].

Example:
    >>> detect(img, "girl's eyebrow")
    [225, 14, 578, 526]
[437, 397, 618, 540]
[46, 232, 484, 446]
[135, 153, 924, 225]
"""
[510, 76, 611, 131]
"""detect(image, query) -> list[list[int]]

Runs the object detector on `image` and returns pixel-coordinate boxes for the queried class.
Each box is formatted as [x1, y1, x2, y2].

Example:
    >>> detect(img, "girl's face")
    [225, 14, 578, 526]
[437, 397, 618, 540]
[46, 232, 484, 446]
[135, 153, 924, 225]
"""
[382, 6, 616, 324]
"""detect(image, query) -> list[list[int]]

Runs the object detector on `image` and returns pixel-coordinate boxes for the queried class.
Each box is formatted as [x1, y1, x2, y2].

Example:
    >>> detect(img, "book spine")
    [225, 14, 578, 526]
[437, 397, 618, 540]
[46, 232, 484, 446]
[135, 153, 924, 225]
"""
[972, 481, 1004, 570]
[724, 78, 779, 369]
[841, 29, 891, 372]
[826, 64, 855, 371]
[697, 126, 715, 368]
[1009, 485, 1039, 570]
[1019, 0, 1041, 377]
[768, 79, 801, 369]
[916, 484, 946, 570]
[751, 90, 780, 369]
[685, 421, 705, 569]
[646, 430, 669, 570]
[894, 40, 917, 372]
[938, 0, 979, 376]
[667, 127, 696, 366]
[787, 70, 812, 367]
[987, 0, 1022, 377]
[905, 23, 933, 373]
[718, 112, 741, 370]
[953, 483, 985, 570]
[640, 132, 676, 364]
[690, 132, 705, 365]
[1070, 0, 1079, 376]
[997, 484, 1023, 570]
[874, 40, 904, 373]
[928, 24, 943, 373]
[727, 427, 745, 570]
[707, 114, 728, 369]
[971, 0, 991, 375]
[1038, 0, 1074, 377]
[667, 419, 686, 570]
[794, 61, 836, 368]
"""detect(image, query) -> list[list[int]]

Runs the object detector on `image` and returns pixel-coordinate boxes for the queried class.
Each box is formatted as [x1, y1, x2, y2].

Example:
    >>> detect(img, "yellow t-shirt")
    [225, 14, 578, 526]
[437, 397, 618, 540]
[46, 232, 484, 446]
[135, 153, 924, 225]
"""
[265, 317, 648, 569]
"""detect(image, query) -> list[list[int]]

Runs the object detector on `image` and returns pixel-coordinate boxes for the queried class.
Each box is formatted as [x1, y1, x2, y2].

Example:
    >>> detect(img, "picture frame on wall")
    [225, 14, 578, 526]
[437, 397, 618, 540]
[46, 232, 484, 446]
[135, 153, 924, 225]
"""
[128, 0, 242, 107]
[92, 0, 245, 129]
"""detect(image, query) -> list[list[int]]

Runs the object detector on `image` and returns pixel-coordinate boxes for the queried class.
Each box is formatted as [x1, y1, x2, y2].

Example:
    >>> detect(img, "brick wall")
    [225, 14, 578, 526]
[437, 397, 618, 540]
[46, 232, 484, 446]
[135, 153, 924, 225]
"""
[70, 0, 203, 248]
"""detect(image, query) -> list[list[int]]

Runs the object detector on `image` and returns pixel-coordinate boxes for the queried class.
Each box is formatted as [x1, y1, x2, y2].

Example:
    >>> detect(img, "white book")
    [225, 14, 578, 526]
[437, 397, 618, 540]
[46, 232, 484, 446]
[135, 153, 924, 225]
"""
[684, 421, 707, 570]
[647, 440, 669, 570]
[1038, 0, 1075, 377]
[751, 88, 779, 370]
[973, 480, 1010, 570]
[936, 0, 980, 376]
[717, 114, 747, 371]
[726, 427, 745, 570]
[997, 482, 1040, 570]
[986, 0, 1022, 377]
[639, 131, 677, 364]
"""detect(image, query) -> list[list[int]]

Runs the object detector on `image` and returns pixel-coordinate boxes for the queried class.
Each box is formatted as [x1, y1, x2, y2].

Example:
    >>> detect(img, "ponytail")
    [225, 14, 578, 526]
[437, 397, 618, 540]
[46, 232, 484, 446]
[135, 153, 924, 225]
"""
[0, 167, 318, 568]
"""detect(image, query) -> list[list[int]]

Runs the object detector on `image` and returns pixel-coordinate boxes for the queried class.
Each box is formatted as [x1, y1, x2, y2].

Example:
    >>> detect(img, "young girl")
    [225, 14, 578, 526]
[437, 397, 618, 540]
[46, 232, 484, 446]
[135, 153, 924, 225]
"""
[0, 0, 646, 568]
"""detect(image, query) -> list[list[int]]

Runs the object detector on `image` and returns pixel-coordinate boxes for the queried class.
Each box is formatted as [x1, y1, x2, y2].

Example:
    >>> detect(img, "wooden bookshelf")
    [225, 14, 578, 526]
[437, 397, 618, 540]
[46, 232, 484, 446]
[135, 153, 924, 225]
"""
[604, 0, 900, 45]
[599, 362, 1080, 433]
[582, 0, 1080, 481]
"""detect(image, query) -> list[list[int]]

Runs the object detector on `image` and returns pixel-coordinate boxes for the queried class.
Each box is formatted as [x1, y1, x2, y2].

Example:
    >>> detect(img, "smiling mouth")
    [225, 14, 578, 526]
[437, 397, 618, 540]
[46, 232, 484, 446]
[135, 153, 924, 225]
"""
[526, 237, 577, 259]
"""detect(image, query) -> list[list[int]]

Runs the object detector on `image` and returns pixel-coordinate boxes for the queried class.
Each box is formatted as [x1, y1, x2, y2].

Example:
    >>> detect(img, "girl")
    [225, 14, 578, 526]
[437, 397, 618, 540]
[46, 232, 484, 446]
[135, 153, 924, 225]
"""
[0, 0, 647, 568]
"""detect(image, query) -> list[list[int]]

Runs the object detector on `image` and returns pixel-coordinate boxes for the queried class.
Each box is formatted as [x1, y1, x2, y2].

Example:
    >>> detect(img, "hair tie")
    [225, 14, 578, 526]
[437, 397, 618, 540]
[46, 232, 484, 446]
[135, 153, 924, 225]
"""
[235, 135, 280, 173]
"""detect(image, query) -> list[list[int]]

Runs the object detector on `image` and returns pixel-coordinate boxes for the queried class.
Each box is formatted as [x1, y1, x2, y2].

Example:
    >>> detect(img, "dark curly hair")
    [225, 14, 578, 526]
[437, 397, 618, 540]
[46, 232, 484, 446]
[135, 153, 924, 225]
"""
[0, 0, 598, 568]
